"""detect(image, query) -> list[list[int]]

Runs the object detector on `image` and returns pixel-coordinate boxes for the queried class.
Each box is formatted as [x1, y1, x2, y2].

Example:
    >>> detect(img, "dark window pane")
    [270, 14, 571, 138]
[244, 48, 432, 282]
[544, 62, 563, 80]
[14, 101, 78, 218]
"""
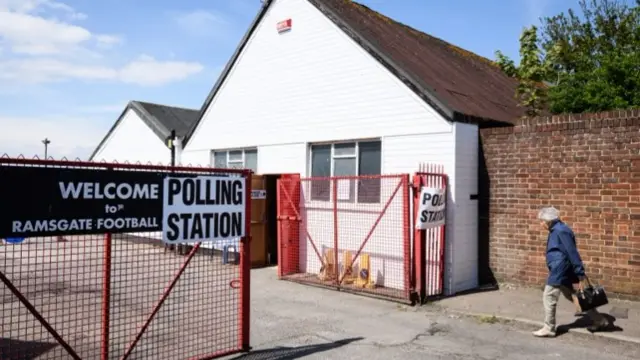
[214, 151, 227, 168]
[358, 141, 381, 203]
[244, 149, 258, 172]
[228, 150, 243, 162]
[333, 158, 356, 176]
[334, 142, 356, 156]
[334, 157, 355, 202]
[311, 145, 331, 201]
[358, 141, 381, 175]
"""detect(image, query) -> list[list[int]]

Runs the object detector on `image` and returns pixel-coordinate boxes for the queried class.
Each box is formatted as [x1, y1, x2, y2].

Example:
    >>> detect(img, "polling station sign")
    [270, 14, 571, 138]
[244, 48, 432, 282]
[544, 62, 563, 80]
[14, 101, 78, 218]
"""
[162, 176, 246, 244]
[0, 166, 164, 238]
[415, 187, 446, 230]
[0, 166, 248, 243]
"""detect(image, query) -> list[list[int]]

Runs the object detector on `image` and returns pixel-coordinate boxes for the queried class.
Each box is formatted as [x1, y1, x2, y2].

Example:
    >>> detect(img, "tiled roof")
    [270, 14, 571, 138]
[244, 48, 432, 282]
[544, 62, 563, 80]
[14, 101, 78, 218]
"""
[184, 0, 525, 144]
[309, 0, 524, 123]
[89, 101, 199, 160]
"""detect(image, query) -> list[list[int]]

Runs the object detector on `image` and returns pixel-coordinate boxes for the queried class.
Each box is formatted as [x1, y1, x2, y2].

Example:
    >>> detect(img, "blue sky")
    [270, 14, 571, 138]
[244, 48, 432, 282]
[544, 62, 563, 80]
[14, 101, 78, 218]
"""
[0, 0, 592, 159]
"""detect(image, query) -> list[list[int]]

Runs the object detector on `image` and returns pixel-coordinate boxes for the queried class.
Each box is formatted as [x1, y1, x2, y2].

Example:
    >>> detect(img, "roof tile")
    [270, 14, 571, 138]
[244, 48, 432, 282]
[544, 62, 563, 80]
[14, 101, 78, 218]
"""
[309, 0, 524, 123]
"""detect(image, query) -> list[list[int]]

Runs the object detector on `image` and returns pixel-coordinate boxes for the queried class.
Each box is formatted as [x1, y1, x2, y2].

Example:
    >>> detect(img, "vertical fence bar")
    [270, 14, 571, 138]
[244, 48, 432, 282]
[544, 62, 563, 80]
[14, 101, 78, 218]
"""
[240, 170, 252, 351]
[412, 174, 425, 302]
[439, 171, 447, 294]
[332, 178, 339, 287]
[276, 180, 283, 278]
[402, 175, 411, 300]
[101, 232, 112, 360]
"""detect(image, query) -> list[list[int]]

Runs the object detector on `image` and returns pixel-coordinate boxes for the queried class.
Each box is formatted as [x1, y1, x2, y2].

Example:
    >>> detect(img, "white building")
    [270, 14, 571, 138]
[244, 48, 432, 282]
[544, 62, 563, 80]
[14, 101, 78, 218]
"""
[179, 0, 521, 295]
[93, 0, 521, 296]
[90, 101, 199, 164]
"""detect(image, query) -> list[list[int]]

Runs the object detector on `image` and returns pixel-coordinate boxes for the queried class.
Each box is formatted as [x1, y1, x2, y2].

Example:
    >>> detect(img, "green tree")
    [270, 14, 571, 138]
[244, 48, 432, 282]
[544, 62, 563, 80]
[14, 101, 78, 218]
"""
[496, 26, 551, 117]
[496, 0, 640, 115]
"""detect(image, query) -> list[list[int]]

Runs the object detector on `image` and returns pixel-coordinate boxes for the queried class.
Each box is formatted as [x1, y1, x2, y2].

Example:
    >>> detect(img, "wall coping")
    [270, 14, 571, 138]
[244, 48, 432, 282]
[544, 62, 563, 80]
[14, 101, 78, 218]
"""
[481, 108, 640, 134]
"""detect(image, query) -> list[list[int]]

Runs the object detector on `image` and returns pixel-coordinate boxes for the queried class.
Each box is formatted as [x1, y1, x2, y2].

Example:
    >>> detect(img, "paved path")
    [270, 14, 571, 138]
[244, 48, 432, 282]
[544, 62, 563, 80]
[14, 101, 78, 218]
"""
[222, 269, 640, 359]
[436, 284, 640, 344]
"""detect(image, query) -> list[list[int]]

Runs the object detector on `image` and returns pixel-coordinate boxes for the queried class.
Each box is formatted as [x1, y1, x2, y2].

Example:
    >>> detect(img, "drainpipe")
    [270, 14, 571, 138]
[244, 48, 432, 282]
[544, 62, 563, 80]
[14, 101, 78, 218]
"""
[169, 130, 176, 167]
[173, 137, 183, 166]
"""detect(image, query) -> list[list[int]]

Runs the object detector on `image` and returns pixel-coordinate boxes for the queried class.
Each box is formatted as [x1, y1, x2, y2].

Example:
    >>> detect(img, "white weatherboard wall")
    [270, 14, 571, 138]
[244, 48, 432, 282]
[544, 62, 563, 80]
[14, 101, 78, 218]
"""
[181, 0, 451, 164]
[181, 0, 478, 294]
[92, 109, 170, 164]
[451, 123, 479, 293]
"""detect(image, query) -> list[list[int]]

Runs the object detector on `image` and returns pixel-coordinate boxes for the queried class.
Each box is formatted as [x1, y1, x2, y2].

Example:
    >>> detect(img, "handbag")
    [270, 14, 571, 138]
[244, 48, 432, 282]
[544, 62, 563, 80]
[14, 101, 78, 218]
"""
[575, 276, 609, 312]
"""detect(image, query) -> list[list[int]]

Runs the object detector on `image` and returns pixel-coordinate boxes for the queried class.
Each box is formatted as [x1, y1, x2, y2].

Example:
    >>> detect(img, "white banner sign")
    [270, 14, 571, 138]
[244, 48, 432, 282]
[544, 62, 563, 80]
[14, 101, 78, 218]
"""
[416, 187, 446, 230]
[162, 176, 246, 244]
[251, 190, 266, 199]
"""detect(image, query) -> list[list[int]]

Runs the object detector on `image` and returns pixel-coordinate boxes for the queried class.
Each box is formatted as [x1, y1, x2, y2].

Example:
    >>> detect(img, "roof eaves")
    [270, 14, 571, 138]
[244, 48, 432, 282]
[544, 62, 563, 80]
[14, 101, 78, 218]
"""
[307, 0, 456, 122]
[129, 101, 173, 143]
[88, 101, 174, 162]
[182, 0, 274, 146]
[88, 102, 133, 161]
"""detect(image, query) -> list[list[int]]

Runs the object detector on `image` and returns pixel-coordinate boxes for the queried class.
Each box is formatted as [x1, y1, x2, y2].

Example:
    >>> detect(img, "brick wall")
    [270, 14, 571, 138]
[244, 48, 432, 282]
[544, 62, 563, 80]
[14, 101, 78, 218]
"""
[479, 109, 640, 297]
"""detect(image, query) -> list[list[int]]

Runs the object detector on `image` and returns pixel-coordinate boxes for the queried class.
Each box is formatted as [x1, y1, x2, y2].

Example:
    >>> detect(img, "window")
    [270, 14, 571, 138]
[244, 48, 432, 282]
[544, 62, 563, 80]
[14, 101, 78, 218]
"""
[212, 148, 258, 172]
[309, 140, 381, 203]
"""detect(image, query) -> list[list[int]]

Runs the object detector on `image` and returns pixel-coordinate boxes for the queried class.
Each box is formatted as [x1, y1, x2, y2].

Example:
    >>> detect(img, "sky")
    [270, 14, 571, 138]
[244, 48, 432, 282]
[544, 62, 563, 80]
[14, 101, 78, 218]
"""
[0, 0, 594, 159]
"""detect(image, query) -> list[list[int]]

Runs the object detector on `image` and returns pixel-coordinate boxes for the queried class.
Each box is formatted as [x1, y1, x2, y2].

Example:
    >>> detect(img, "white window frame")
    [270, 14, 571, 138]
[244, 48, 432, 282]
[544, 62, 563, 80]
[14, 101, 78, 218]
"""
[308, 139, 382, 203]
[211, 148, 258, 172]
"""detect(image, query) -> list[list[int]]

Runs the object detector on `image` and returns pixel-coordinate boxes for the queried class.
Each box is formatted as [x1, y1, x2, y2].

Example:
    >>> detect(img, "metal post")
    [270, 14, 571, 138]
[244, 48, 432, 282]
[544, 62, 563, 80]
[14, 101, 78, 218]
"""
[101, 233, 112, 360]
[42, 138, 51, 159]
[239, 170, 252, 351]
[332, 178, 339, 287]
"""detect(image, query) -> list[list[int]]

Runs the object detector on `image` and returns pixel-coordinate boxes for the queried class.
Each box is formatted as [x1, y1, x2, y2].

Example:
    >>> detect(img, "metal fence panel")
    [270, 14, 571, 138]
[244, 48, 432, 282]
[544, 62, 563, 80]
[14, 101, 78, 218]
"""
[0, 156, 251, 360]
[277, 174, 411, 302]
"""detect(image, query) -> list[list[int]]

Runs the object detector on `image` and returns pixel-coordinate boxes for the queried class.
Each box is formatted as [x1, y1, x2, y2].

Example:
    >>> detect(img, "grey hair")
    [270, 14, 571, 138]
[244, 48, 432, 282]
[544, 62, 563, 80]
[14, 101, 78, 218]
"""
[538, 207, 560, 222]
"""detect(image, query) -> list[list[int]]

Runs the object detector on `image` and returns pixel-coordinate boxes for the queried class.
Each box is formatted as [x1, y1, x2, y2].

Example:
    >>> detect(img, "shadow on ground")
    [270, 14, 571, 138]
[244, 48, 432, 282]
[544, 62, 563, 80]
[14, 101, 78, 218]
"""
[557, 314, 624, 336]
[0, 338, 58, 359]
[229, 337, 363, 359]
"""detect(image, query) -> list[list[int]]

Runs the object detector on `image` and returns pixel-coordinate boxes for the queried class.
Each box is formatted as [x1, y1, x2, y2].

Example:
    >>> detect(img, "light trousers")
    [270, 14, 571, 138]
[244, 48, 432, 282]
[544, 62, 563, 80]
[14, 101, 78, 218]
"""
[543, 285, 606, 330]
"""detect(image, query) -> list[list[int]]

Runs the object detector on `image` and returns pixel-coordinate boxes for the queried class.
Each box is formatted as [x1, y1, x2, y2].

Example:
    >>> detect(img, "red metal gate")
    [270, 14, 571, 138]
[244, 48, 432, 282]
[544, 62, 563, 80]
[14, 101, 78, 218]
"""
[413, 164, 447, 301]
[277, 174, 412, 302]
[0, 157, 251, 360]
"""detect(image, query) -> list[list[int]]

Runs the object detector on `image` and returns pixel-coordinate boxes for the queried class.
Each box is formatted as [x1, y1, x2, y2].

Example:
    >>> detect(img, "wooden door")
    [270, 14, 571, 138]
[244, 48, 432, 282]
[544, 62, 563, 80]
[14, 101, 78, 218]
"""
[250, 175, 268, 267]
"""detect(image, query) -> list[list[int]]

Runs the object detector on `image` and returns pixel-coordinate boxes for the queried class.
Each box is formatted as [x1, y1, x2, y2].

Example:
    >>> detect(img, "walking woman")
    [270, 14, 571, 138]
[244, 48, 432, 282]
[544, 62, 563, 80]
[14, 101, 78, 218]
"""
[533, 207, 609, 337]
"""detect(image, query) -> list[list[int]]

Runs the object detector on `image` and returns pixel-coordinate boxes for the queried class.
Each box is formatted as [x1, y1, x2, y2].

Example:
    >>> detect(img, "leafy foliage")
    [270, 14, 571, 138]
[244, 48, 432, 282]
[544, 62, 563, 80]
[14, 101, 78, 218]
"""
[496, 0, 640, 115]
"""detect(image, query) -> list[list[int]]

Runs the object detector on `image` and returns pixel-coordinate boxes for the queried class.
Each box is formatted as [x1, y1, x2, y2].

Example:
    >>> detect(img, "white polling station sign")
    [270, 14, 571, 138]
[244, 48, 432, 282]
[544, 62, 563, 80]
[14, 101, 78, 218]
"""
[415, 187, 446, 229]
[162, 176, 246, 244]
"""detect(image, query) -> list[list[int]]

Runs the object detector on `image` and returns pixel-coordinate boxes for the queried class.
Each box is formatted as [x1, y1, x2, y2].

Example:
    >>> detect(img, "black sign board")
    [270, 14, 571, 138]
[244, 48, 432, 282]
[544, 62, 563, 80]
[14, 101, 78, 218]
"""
[0, 166, 165, 238]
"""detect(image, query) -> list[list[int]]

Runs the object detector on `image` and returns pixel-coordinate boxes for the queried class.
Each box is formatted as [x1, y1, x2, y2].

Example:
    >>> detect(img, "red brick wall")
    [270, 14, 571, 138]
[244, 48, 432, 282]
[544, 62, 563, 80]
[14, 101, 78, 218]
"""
[479, 109, 640, 297]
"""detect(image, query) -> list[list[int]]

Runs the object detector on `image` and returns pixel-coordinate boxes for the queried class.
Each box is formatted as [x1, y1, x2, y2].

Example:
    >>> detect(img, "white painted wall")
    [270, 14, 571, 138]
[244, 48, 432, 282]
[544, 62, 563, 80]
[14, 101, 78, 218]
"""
[92, 109, 170, 165]
[180, 0, 478, 294]
[451, 123, 479, 293]
[183, 0, 451, 161]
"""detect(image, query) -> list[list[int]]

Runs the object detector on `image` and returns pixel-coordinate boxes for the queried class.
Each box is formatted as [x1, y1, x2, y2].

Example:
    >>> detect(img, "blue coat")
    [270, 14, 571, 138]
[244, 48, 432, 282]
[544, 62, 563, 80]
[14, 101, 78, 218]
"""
[546, 220, 586, 288]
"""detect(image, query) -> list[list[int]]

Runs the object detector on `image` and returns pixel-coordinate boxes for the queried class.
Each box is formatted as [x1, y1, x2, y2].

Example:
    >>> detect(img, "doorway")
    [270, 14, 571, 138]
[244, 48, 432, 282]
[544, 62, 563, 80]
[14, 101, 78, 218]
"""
[264, 174, 280, 265]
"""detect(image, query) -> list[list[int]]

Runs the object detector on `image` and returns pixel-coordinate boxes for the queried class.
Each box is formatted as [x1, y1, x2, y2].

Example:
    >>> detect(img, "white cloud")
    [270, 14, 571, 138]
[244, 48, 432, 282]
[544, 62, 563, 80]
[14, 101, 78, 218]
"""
[174, 9, 230, 38]
[524, 0, 550, 24]
[0, 55, 204, 86]
[95, 34, 123, 49]
[0, 0, 87, 20]
[0, 11, 92, 55]
[75, 103, 127, 114]
[0, 1, 202, 86]
[0, 1, 116, 55]
[0, 114, 112, 159]
[119, 55, 204, 86]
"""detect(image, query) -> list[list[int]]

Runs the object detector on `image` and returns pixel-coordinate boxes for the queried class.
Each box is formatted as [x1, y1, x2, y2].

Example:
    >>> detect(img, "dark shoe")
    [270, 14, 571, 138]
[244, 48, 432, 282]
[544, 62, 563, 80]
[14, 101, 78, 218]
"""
[574, 311, 586, 317]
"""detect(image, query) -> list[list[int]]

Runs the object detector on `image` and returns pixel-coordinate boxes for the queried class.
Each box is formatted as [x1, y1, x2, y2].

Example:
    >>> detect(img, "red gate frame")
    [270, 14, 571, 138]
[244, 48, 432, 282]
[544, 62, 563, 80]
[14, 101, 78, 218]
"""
[0, 156, 252, 360]
[277, 174, 412, 300]
[413, 164, 447, 303]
